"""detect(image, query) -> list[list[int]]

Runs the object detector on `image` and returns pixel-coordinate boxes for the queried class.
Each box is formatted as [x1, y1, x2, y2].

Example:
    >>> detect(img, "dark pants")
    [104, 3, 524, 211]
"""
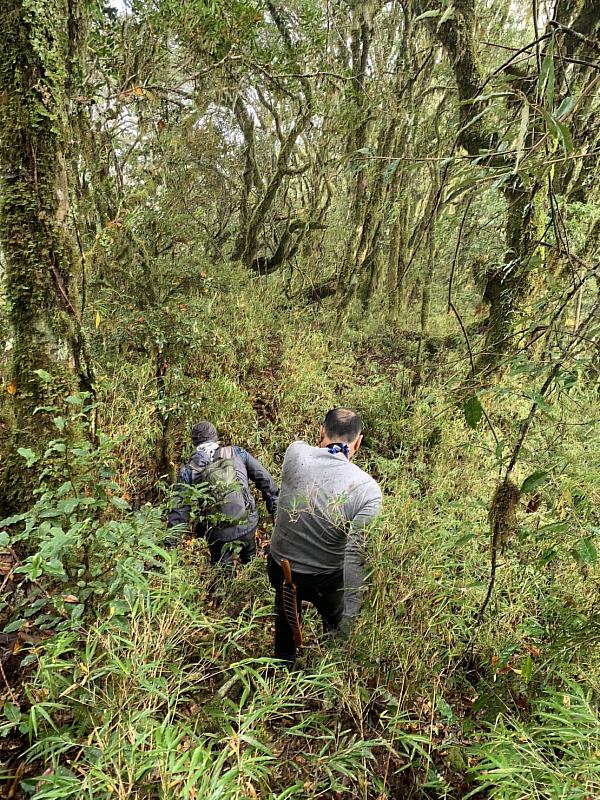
[208, 528, 257, 568]
[267, 557, 344, 666]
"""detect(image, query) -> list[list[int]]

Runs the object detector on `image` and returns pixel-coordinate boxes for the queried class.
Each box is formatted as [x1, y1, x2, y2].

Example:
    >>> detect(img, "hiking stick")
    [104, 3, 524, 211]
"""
[280, 559, 302, 647]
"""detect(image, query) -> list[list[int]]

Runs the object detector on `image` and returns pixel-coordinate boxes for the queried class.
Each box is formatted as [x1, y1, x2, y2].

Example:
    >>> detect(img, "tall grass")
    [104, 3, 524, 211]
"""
[3, 280, 600, 799]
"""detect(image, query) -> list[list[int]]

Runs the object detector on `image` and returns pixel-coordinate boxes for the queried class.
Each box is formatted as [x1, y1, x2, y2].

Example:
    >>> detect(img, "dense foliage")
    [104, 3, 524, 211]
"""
[0, 0, 599, 798]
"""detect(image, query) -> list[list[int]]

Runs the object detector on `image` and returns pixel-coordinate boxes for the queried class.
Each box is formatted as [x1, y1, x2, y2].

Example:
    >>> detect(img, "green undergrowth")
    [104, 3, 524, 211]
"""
[2, 398, 599, 797]
[2, 276, 600, 798]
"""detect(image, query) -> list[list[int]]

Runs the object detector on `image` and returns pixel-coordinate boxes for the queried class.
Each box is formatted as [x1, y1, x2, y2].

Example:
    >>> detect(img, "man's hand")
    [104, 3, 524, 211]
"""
[266, 496, 278, 518]
[335, 615, 355, 641]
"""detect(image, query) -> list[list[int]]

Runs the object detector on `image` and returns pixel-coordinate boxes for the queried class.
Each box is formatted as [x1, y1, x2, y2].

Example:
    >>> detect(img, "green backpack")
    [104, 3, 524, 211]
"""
[190, 446, 250, 529]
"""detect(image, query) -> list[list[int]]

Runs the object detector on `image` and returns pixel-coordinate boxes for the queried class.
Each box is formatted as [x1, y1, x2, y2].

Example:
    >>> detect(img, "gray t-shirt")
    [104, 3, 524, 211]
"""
[270, 441, 382, 618]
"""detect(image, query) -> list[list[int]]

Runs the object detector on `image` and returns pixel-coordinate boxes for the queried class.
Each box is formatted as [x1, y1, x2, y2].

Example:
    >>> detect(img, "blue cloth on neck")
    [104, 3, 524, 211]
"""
[327, 442, 350, 460]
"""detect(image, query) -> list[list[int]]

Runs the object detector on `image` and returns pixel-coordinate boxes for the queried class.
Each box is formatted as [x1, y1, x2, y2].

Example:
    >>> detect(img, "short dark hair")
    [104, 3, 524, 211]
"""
[323, 408, 362, 443]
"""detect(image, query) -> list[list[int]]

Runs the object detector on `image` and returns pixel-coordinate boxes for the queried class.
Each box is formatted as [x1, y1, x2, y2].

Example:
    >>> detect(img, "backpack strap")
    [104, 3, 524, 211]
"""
[215, 445, 233, 460]
[185, 449, 215, 483]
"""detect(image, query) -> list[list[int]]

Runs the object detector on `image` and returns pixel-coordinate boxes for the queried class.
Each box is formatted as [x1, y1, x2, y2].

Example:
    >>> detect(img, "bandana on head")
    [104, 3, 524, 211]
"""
[191, 421, 217, 445]
[196, 441, 220, 459]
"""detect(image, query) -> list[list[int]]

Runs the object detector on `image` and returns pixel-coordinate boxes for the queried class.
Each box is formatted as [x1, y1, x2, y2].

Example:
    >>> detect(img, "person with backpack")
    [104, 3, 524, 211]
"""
[167, 421, 279, 566]
[268, 408, 382, 668]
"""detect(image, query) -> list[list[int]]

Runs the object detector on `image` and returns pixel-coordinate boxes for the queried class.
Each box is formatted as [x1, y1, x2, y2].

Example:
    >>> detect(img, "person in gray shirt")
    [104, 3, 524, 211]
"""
[268, 408, 382, 666]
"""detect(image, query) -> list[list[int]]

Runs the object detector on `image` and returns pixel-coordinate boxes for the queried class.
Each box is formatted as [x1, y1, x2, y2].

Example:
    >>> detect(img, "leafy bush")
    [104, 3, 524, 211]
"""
[0, 396, 169, 637]
[467, 679, 600, 799]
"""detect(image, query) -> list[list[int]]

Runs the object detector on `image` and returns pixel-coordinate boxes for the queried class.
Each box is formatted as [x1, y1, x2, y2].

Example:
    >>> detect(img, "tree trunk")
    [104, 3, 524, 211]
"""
[386, 219, 402, 320]
[0, 0, 92, 514]
[424, 0, 546, 377]
[234, 114, 308, 269]
[419, 222, 437, 353]
[475, 183, 544, 374]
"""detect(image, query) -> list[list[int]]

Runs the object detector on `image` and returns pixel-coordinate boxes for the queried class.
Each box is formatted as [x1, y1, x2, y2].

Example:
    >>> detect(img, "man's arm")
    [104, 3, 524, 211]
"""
[166, 500, 190, 529]
[341, 484, 382, 631]
[165, 466, 191, 546]
[236, 447, 279, 513]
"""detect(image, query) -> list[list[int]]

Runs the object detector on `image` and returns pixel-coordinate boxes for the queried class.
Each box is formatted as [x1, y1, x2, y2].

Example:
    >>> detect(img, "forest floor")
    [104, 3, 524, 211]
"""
[1, 285, 600, 799]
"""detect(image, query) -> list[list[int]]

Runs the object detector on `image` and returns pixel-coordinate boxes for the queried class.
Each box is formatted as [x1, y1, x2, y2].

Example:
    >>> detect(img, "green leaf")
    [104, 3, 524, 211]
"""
[497, 643, 518, 669]
[546, 62, 555, 110]
[33, 404, 57, 414]
[571, 536, 597, 566]
[537, 521, 569, 534]
[383, 158, 400, 185]
[110, 497, 131, 511]
[520, 471, 548, 494]
[538, 547, 558, 566]
[558, 371, 578, 390]
[44, 442, 66, 456]
[538, 40, 555, 108]
[0, 513, 27, 527]
[0, 532, 10, 548]
[17, 448, 39, 467]
[464, 395, 483, 429]
[514, 101, 529, 174]
[452, 533, 475, 547]
[436, 5, 455, 32]
[491, 171, 512, 190]
[34, 369, 52, 383]
[471, 92, 513, 103]
[239, 733, 273, 755]
[414, 9, 440, 22]
[556, 119, 573, 156]
[539, 106, 558, 139]
[3, 702, 22, 724]
[56, 498, 79, 515]
[539, 106, 558, 138]
[436, 696, 455, 722]
[521, 654, 533, 683]
[555, 95, 576, 119]
[531, 391, 553, 413]
[3, 618, 26, 634]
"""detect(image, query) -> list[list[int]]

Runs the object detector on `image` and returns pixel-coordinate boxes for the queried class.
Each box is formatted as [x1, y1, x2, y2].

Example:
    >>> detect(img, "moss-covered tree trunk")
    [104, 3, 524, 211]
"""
[422, 0, 543, 376]
[419, 221, 436, 345]
[475, 183, 544, 374]
[422, 0, 599, 378]
[0, 0, 92, 514]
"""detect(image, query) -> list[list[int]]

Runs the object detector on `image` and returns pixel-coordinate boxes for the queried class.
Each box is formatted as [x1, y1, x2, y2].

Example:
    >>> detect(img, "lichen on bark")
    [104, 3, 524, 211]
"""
[0, 0, 92, 513]
[423, 0, 548, 376]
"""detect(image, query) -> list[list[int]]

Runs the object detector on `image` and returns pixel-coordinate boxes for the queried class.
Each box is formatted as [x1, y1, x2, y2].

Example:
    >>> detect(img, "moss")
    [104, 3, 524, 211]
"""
[475, 182, 546, 374]
[433, 0, 492, 155]
[0, 0, 87, 511]
[489, 478, 520, 552]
